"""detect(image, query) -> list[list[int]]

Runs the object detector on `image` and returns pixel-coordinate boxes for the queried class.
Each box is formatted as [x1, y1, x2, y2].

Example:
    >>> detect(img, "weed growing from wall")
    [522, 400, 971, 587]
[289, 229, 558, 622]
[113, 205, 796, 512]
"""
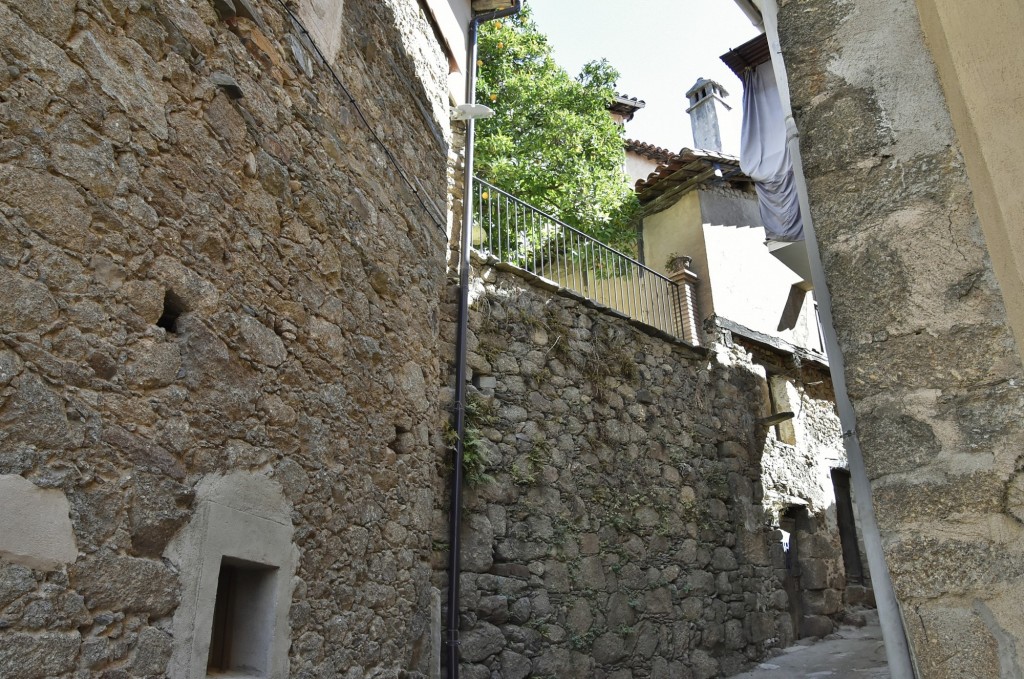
[445, 393, 498, 487]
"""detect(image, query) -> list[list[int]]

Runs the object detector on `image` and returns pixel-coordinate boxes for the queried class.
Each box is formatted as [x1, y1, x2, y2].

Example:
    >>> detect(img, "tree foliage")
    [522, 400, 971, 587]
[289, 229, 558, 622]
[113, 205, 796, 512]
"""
[474, 6, 638, 251]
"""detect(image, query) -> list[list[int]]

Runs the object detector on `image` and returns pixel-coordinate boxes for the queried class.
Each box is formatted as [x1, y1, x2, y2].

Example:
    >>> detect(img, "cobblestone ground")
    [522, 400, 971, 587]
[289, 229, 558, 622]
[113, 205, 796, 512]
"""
[728, 611, 890, 678]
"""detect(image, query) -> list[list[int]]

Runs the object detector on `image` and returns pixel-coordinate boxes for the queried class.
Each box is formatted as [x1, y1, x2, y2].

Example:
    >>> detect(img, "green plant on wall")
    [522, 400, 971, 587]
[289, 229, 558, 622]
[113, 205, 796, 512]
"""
[509, 436, 550, 486]
[445, 394, 498, 487]
[576, 325, 640, 401]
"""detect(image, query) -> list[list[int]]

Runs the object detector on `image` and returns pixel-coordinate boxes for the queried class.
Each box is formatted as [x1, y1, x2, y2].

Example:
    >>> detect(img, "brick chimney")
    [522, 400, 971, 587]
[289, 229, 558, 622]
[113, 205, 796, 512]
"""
[685, 78, 731, 152]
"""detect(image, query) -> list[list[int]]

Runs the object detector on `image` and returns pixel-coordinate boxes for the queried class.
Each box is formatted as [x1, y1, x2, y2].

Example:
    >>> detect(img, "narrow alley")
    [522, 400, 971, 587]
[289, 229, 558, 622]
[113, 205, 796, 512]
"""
[730, 611, 890, 679]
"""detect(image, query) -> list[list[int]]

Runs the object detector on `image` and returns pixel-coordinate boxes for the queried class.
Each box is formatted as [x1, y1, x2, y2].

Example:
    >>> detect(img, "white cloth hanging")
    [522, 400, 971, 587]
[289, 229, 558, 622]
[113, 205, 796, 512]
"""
[740, 61, 804, 241]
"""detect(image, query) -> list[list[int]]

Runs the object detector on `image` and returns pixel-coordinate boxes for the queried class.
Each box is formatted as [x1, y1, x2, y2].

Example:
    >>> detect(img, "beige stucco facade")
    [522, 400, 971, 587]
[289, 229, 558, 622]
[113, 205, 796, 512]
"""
[642, 189, 822, 353]
[643, 191, 704, 275]
[736, 0, 1024, 675]
[624, 151, 660, 187]
[913, 0, 1024, 361]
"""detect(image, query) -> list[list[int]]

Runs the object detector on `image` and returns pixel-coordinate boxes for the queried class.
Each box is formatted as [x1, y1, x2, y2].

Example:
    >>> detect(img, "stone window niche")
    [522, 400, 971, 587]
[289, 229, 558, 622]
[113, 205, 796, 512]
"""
[166, 473, 297, 679]
[207, 558, 280, 676]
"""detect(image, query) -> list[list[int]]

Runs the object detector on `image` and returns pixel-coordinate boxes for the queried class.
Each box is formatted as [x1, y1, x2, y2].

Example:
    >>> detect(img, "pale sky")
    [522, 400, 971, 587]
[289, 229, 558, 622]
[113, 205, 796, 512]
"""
[528, 0, 760, 155]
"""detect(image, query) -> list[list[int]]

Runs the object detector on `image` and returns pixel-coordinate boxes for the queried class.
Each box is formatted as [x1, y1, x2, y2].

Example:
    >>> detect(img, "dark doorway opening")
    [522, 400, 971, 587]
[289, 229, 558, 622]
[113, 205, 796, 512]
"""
[831, 469, 865, 585]
[780, 505, 809, 636]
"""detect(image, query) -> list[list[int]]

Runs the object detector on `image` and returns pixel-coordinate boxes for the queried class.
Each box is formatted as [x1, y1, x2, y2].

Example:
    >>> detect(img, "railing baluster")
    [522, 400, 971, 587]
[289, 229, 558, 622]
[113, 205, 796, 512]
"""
[601, 246, 609, 308]
[626, 262, 634, 321]
[610, 247, 618, 312]
[618, 260, 626, 321]
[651, 277, 658, 331]
[571, 231, 578, 292]
[588, 242, 594, 302]
[545, 215, 551, 280]
[612, 249, 618, 310]
[638, 266, 647, 327]
[613, 248, 619, 311]
[500, 192, 507, 262]
[628, 261, 636, 321]
[662, 279, 671, 334]
[545, 217, 550, 281]
[654, 275, 660, 328]
[675, 284, 686, 339]
[618, 258, 626, 319]
[621, 258, 627, 315]
[549, 223, 554, 283]
[470, 177, 696, 344]
[659, 278, 667, 333]
[654, 278, 663, 332]
[532, 208, 540, 272]
[650, 276, 658, 330]
[603, 246, 610, 310]
[483, 184, 490, 257]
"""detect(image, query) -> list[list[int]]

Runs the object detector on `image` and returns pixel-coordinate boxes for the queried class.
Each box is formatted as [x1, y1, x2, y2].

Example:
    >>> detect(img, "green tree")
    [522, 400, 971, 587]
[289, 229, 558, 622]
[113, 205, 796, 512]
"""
[474, 5, 638, 253]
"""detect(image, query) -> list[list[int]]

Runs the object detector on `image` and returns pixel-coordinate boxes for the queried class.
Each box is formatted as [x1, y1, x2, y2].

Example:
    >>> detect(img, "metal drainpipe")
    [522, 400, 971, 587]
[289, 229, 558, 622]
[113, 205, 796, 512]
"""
[447, 3, 522, 679]
[733, 0, 765, 30]
[752, 1, 917, 676]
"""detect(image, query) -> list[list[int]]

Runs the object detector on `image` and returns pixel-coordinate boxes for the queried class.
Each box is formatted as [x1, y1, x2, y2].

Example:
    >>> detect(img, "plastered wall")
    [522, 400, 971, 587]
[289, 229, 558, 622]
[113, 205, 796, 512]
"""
[912, 0, 1024, 362]
[776, 0, 1024, 675]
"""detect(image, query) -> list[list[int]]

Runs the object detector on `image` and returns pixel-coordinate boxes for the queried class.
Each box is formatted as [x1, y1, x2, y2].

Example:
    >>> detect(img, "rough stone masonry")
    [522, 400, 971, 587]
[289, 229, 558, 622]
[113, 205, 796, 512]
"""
[0, 0, 874, 677]
[433, 260, 805, 679]
[777, 0, 1024, 675]
[0, 0, 452, 676]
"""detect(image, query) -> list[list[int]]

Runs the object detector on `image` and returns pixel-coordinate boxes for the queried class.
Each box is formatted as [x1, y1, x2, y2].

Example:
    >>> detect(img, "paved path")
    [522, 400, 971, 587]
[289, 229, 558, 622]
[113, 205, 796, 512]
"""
[729, 611, 890, 679]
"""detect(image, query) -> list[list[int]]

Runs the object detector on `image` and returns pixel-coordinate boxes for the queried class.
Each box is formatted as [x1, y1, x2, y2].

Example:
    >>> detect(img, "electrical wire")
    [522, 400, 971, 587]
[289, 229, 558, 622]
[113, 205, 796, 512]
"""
[271, 0, 448, 232]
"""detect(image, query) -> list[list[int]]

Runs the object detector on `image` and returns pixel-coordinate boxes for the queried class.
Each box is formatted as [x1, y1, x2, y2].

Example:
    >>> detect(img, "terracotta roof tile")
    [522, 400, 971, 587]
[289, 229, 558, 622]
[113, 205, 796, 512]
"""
[608, 94, 646, 121]
[625, 139, 674, 163]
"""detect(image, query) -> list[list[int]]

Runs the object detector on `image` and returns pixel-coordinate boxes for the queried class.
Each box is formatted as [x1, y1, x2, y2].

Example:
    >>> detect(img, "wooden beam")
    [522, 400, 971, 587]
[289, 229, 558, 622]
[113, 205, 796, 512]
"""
[640, 168, 717, 216]
[472, 0, 513, 11]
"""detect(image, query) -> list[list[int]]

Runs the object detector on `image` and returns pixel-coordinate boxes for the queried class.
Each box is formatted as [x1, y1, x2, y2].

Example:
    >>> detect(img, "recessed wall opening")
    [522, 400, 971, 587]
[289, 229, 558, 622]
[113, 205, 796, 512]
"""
[207, 557, 279, 677]
[157, 289, 187, 333]
[779, 505, 810, 636]
[830, 469, 865, 586]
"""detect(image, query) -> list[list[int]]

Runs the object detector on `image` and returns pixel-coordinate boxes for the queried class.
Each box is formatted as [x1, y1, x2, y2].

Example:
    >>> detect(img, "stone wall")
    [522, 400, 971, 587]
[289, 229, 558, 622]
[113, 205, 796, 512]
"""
[0, 0, 451, 676]
[438, 260, 798, 678]
[736, 341, 854, 637]
[777, 0, 1024, 675]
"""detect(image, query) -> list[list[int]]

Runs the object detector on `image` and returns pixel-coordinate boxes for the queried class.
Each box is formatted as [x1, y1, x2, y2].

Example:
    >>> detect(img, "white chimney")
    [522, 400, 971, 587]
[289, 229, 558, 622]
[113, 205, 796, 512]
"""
[685, 77, 731, 152]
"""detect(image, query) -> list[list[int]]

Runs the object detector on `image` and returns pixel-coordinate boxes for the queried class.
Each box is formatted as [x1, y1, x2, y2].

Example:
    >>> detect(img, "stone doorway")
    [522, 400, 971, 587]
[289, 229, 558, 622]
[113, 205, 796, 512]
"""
[780, 505, 842, 639]
[779, 505, 808, 637]
[831, 469, 864, 585]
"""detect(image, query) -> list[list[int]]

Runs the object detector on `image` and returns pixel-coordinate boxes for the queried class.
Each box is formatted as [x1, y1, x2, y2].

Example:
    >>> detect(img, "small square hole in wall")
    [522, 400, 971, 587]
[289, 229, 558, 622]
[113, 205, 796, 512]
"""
[157, 289, 187, 334]
[207, 558, 279, 677]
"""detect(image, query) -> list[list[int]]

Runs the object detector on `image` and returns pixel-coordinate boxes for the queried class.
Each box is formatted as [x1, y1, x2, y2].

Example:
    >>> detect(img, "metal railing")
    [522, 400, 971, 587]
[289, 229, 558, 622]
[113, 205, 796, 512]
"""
[472, 177, 698, 344]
